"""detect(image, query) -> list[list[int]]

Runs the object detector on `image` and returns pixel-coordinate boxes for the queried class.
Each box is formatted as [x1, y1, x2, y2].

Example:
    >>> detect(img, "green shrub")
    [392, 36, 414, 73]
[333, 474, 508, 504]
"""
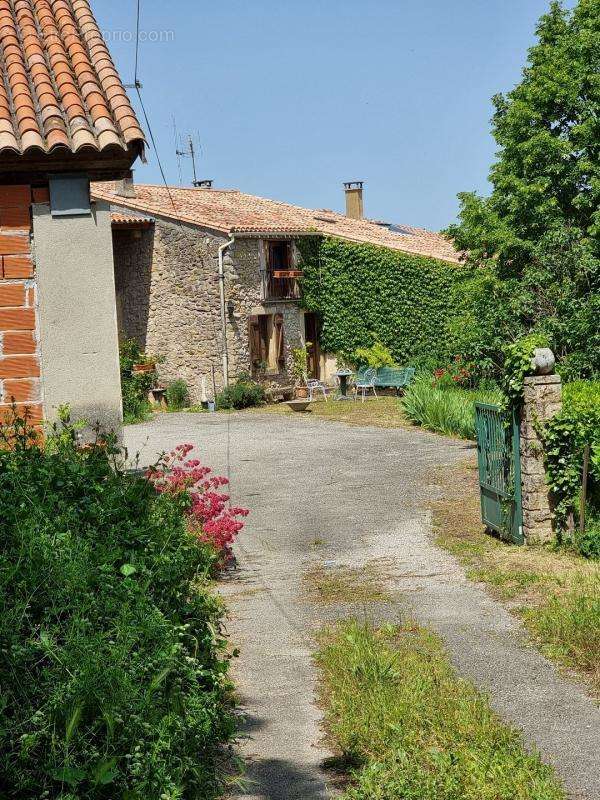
[0, 417, 236, 799]
[166, 379, 189, 411]
[354, 339, 395, 369]
[216, 374, 265, 410]
[541, 381, 600, 541]
[317, 621, 564, 800]
[401, 373, 501, 439]
[119, 339, 154, 424]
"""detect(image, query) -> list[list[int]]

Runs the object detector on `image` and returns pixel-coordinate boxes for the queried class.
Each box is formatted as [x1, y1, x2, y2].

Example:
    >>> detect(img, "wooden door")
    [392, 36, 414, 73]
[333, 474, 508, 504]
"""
[304, 313, 321, 379]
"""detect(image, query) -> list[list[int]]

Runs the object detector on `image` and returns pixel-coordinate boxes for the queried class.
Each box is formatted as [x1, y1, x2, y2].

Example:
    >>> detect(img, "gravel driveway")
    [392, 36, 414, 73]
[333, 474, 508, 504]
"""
[125, 411, 600, 800]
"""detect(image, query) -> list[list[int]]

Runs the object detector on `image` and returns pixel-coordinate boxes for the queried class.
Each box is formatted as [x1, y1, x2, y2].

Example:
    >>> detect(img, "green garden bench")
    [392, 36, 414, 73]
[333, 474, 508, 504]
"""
[374, 367, 415, 391]
[354, 367, 415, 395]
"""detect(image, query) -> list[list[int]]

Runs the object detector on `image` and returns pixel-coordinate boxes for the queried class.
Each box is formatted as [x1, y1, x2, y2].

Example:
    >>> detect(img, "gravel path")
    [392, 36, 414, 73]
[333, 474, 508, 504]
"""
[125, 411, 600, 800]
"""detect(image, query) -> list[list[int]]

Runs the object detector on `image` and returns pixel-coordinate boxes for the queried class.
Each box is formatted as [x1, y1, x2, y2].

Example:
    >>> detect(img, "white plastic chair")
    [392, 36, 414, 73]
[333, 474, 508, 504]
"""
[354, 367, 378, 402]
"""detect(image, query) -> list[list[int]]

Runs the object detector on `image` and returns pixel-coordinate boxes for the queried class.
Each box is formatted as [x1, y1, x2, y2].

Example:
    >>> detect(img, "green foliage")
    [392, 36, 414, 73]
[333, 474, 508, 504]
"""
[354, 339, 395, 369]
[119, 339, 154, 424]
[290, 344, 309, 384]
[216, 374, 265, 410]
[166, 379, 189, 411]
[317, 620, 564, 800]
[446, 0, 600, 380]
[500, 333, 549, 410]
[0, 416, 236, 798]
[298, 236, 466, 369]
[401, 373, 502, 440]
[541, 380, 600, 540]
[445, 268, 528, 382]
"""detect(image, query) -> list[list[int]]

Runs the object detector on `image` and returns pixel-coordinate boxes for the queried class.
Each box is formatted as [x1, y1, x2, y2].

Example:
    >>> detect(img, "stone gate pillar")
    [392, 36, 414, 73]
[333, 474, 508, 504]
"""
[520, 372, 562, 544]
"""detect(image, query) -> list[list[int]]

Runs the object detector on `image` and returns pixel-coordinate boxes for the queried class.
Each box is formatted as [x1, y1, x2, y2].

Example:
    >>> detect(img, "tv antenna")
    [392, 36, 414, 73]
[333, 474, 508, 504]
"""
[175, 134, 212, 188]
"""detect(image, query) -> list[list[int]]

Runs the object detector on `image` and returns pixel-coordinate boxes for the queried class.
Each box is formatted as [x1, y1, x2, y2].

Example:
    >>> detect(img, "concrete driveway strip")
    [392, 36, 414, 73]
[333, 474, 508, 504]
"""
[125, 411, 600, 800]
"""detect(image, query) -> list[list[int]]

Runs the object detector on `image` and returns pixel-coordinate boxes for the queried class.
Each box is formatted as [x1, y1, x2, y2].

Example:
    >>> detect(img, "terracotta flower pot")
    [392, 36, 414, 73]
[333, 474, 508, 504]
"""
[132, 362, 156, 374]
[295, 386, 308, 399]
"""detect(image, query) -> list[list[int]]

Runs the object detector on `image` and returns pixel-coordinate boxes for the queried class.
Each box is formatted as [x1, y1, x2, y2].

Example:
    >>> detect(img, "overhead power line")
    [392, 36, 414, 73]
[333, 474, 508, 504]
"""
[124, 0, 175, 209]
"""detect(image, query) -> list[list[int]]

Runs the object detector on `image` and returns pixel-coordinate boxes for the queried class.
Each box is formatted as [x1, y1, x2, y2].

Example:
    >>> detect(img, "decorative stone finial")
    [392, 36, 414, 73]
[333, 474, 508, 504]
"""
[531, 347, 555, 375]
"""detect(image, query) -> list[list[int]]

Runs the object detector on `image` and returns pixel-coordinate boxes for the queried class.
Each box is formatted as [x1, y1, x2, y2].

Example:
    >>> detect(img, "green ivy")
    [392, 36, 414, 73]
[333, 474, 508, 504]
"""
[298, 236, 466, 368]
[500, 333, 549, 412]
[540, 382, 600, 539]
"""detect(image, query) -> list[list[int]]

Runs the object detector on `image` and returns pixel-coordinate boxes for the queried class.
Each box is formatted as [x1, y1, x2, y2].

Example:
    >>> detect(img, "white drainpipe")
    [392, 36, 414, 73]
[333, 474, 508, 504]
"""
[218, 236, 235, 388]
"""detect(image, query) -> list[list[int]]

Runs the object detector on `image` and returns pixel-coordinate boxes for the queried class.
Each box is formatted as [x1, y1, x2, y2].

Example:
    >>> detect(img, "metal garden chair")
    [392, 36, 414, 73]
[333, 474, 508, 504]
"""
[306, 376, 329, 402]
[354, 367, 378, 402]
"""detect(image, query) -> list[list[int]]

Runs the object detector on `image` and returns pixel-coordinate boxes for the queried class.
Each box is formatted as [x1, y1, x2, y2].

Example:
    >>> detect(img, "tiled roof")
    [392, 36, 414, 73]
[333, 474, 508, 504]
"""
[111, 211, 153, 227]
[0, 0, 145, 168]
[93, 183, 461, 264]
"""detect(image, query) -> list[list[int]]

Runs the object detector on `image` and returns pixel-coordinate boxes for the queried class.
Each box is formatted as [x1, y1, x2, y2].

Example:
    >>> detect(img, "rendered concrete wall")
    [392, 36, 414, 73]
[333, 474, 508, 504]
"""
[33, 199, 123, 432]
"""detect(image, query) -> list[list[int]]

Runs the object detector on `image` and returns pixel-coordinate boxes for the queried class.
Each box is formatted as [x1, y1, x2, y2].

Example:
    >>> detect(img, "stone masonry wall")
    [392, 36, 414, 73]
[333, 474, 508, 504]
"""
[113, 220, 306, 402]
[520, 374, 562, 544]
[230, 237, 306, 382]
[114, 217, 227, 403]
[0, 185, 42, 428]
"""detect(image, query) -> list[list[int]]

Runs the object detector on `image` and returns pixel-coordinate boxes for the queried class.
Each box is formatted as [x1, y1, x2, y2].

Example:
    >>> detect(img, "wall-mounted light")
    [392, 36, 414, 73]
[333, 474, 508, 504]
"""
[227, 299, 235, 318]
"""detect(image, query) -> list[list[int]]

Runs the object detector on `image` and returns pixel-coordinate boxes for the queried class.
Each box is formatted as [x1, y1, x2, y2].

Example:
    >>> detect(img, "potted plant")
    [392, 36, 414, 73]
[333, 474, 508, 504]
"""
[291, 344, 310, 399]
[132, 352, 158, 374]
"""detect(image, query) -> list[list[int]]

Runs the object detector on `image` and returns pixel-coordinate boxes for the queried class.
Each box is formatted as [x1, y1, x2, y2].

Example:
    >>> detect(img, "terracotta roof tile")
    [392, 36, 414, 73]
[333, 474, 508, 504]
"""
[0, 0, 145, 160]
[111, 211, 153, 227]
[94, 183, 461, 264]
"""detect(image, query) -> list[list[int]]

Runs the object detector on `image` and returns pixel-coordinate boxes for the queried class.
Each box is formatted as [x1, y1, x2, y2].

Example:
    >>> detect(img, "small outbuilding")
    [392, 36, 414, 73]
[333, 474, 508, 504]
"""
[0, 0, 145, 431]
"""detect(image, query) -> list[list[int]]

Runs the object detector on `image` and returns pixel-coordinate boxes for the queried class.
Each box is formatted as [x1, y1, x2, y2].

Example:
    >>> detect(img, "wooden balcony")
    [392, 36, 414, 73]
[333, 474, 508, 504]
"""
[264, 269, 302, 301]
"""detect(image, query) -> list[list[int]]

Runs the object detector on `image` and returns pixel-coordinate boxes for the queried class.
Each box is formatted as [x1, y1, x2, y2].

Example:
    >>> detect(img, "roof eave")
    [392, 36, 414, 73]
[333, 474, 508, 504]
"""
[0, 140, 145, 181]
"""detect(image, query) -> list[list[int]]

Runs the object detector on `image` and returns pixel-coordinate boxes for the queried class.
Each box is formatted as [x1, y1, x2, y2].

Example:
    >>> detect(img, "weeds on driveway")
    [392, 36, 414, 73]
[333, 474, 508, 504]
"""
[317, 620, 564, 800]
[304, 563, 393, 605]
[433, 460, 600, 695]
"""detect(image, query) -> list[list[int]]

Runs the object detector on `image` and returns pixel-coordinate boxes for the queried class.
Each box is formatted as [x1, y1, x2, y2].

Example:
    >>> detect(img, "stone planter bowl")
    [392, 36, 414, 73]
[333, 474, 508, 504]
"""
[287, 400, 311, 412]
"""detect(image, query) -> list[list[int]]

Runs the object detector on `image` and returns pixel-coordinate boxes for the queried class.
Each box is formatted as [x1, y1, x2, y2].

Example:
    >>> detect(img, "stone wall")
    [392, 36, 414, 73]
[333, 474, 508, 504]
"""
[520, 374, 562, 544]
[229, 236, 306, 382]
[112, 217, 306, 402]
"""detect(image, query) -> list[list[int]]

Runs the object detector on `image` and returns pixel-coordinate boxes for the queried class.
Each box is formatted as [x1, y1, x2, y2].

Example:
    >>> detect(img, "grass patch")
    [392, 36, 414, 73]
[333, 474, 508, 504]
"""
[304, 563, 392, 605]
[402, 374, 501, 439]
[522, 576, 600, 691]
[245, 396, 408, 428]
[317, 620, 564, 800]
[432, 459, 600, 694]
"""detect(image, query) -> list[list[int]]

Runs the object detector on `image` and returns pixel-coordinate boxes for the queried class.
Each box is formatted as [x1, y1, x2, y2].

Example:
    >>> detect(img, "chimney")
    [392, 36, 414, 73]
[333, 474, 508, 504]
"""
[344, 181, 364, 220]
[116, 170, 136, 198]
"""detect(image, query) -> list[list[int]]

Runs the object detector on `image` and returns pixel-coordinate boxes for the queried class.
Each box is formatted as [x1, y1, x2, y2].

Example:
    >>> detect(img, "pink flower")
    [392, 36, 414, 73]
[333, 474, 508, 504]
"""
[146, 443, 248, 559]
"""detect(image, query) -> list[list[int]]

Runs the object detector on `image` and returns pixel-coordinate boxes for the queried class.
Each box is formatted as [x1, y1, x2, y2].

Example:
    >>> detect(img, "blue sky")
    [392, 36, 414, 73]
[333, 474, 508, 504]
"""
[95, 0, 575, 231]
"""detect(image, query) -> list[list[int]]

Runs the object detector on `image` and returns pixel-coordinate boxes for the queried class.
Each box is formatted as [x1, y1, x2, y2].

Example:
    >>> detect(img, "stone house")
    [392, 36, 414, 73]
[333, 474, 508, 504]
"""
[0, 0, 145, 432]
[92, 179, 458, 403]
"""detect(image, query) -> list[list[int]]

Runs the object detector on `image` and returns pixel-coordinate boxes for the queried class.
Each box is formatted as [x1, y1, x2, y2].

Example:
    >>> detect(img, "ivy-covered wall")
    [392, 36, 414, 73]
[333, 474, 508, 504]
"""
[298, 236, 466, 366]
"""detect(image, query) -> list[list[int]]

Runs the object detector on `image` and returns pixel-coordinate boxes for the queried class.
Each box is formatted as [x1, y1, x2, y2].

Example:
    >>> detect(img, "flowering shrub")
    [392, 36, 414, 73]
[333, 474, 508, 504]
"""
[147, 443, 248, 557]
[0, 416, 236, 799]
[432, 356, 474, 389]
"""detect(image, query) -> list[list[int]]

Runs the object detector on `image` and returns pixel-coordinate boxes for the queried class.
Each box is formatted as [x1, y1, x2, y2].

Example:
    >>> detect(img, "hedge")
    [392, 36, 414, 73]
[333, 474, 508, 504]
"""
[542, 381, 600, 555]
[298, 236, 466, 368]
[0, 419, 236, 799]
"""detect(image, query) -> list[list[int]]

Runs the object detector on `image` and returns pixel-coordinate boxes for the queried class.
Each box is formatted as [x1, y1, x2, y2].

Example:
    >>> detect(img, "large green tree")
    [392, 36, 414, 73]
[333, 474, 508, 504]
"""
[446, 0, 600, 378]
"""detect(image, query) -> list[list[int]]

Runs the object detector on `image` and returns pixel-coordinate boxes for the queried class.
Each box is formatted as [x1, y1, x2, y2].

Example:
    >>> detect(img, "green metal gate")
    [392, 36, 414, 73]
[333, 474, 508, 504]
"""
[475, 403, 523, 544]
